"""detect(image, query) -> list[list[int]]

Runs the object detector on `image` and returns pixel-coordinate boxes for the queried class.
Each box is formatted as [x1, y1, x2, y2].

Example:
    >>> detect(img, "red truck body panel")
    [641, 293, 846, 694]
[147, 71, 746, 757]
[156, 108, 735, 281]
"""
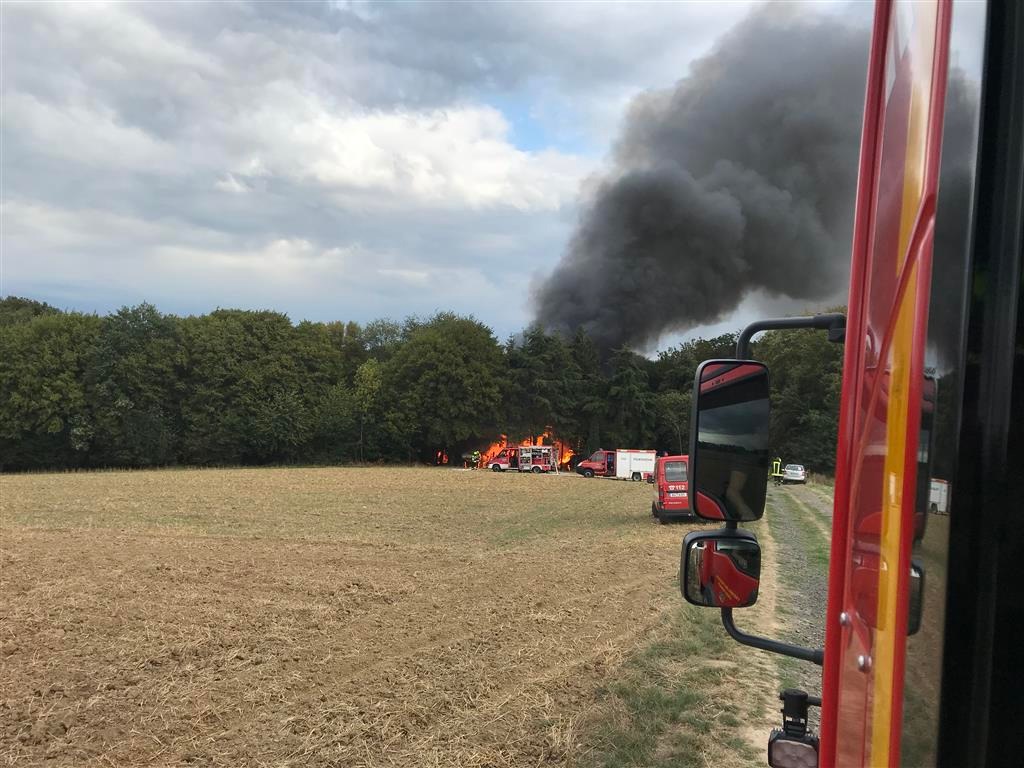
[653, 455, 691, 519]
[822, 1, 952, 765]
[575, 449, 655, 480]
[699, 541, 759, 608]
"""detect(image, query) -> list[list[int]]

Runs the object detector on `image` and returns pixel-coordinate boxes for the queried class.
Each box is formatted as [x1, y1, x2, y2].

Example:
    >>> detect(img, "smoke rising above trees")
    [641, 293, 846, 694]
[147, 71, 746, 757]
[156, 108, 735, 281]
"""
[533, 8, 871, 351]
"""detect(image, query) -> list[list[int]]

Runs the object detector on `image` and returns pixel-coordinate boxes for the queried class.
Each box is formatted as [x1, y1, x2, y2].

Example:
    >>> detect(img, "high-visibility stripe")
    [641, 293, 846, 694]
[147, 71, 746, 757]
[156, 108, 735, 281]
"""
[869, 4, 937, 764]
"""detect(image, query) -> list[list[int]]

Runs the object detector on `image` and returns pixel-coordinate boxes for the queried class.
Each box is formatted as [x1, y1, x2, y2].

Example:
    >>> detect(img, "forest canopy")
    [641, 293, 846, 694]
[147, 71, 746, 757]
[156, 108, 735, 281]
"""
[0, 297, 843, 472]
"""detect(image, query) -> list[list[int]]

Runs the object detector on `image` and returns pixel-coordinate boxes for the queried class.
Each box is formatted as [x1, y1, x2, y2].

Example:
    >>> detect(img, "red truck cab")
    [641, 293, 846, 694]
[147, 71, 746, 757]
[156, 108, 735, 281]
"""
[576, 448, 655, 480]
[576, 449, 614, 477]
[651, 455, 691, 523]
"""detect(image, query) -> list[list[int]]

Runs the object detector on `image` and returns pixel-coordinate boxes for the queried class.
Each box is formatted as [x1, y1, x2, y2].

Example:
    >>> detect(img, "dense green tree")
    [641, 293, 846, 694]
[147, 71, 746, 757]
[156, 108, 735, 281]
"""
[309, 382, 356, 462]
[352, 358, 382, 462]
[606, 347, 656, 448]
[179, 310, 316, 463]
[362, 319, 402, 362]
[293, 321, 345, 391]
[653, 333, 738, 393]
[568, 329, 605, 454]
[0, 296, 847, 473]
[654, 389, 692, 455]
[0, 296, 61, 326]
[382, 313, 503, 459]
[0, 310, 101, 469]
[755, 325, 844, 472]
[242, 390, 307, 458]
[504, 326, 579, 441]
[325, 320, 368, 384]
[83, 304, 183, 466]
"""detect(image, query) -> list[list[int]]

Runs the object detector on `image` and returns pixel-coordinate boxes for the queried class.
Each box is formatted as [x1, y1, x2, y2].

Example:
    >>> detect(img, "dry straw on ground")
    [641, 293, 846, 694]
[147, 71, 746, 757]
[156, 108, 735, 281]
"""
[1, 467, 775, 767]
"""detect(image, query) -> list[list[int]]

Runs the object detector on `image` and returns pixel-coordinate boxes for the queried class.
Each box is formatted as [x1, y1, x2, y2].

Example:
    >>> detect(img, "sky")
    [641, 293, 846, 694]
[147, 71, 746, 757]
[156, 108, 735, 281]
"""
[2, 0, 870, 351]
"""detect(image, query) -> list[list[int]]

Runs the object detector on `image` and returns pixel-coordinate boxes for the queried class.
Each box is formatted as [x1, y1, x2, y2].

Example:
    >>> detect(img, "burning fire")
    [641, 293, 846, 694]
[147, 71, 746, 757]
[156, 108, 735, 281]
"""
[477, 431, 575, 468]
[480, 437, 508, 468]
[534, 430, 575, 467]
[559, 441, 575, 468]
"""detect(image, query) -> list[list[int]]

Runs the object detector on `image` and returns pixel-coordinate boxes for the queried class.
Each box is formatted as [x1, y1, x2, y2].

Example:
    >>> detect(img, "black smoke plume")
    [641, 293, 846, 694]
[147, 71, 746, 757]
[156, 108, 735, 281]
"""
[534, 9, 870, 351]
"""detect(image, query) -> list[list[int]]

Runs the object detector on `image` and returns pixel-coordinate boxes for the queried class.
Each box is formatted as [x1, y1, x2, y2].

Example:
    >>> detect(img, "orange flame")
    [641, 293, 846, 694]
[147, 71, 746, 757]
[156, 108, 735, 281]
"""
[475, 430, 575, 469]
[480, 436, 509, 467]
[540, 431, 575, 468]
[559, 444, 575, 468]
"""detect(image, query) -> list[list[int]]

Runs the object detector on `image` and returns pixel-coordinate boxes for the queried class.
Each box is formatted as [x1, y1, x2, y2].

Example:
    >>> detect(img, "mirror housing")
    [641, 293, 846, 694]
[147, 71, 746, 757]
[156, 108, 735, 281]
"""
[689, 360, 771, 521]
[681, 528, 761, 608]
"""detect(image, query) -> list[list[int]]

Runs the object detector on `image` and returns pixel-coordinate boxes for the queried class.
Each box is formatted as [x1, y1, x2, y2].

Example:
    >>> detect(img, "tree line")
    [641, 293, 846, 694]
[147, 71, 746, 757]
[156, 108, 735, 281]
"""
[0, 296, 843, 472]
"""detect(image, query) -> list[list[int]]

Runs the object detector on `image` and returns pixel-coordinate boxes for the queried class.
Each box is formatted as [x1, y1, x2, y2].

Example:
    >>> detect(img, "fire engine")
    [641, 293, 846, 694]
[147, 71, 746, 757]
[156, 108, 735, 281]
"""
[487, 445, 558, 473]
[678, 2, 1023, 766]
[574, 448, 656, 480]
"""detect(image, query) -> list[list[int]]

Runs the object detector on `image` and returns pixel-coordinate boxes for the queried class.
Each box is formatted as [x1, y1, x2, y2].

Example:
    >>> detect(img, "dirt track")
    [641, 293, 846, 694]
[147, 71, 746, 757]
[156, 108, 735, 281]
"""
[1, 467, 704, 767]
[761, 483, 832, 727]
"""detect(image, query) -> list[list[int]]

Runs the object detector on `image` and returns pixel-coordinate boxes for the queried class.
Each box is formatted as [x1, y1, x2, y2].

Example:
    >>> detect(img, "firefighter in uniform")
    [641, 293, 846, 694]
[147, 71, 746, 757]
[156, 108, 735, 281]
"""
[471, 450, 481, 469]
[771, 456, 784, 486]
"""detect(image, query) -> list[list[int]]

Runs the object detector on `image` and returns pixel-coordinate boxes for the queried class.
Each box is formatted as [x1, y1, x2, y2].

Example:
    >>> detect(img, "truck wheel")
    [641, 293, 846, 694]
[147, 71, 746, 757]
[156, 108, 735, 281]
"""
[491, 464, 501, 472]
[631, 472, 641, 481]
[651, 502, 658, 518]
[531, 466, 542, 474]
[583, 469, 594, 478]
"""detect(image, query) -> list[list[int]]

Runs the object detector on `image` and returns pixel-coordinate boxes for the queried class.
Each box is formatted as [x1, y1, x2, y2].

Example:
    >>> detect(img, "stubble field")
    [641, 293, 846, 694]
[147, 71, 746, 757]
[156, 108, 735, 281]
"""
[1, 467, 789, 767]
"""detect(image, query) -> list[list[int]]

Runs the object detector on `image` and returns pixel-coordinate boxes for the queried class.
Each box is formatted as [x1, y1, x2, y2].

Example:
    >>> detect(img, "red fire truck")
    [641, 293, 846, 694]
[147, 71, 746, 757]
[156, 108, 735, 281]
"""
[574, 448, 656, 480]
[679, 2, 1024, 766]
[487, 445, 558, 473]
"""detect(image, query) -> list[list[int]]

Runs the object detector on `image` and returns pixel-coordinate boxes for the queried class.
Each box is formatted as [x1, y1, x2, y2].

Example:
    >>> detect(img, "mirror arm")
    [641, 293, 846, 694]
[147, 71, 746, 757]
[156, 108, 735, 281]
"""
[721, 608, 824, 666]
[735, 313, 846, 359]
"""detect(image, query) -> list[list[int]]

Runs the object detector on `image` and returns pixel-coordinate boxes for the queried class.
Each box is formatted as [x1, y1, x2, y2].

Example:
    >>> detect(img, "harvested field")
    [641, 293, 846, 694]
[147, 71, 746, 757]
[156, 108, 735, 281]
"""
[1, 467, 783, 767]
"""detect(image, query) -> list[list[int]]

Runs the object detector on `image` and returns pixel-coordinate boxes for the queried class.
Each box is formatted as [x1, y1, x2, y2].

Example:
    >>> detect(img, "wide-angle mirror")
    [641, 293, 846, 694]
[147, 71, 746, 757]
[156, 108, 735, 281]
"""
[690, 360, 771, 522]
[681, 529, 761, 608]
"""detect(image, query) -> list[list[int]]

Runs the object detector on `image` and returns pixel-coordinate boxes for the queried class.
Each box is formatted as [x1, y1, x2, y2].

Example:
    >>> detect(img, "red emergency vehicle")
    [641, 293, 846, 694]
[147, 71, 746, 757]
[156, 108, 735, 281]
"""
[651, 455, 691, 522]
[574, 449, 656, 480]
[488, 445, 557, 473]
[679, 2, 1024, 766]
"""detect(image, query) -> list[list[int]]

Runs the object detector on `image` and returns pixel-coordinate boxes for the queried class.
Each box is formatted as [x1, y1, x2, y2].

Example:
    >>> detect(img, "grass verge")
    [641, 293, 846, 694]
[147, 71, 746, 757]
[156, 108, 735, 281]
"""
[766, 489, 831, 570]
[574, 602, 766, 768]
[806, 472, 834, 489]
[760, 488, 831, 731]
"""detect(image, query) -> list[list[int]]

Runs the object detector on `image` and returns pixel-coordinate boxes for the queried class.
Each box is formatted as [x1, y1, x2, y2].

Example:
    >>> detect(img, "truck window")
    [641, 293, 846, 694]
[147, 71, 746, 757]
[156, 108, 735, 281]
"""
[900, 1, 986, 763]
[664, 461, 687, 482]
[588, 451, 603, 463]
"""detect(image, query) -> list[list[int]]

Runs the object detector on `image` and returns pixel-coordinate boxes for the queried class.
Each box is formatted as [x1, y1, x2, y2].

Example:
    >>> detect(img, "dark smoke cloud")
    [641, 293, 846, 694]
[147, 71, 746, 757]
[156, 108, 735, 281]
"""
[929, 71, 982, 369]
[533, 8, 871, 351]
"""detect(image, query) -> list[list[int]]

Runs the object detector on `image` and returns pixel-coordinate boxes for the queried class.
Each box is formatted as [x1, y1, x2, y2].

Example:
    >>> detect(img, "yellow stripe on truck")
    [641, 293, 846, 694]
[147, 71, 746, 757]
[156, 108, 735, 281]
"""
[870, 3, 937, 765]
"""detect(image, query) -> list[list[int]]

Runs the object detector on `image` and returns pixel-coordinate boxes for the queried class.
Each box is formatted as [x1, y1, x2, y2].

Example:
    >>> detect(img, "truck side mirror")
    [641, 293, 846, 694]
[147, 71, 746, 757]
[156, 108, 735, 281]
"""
[681, 529, 761, 608]
[689, 360, 771, 522]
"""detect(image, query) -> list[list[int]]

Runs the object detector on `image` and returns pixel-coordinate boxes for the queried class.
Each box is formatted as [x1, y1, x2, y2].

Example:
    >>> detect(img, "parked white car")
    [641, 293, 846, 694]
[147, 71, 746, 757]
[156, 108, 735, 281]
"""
[783, 464, 807, 484]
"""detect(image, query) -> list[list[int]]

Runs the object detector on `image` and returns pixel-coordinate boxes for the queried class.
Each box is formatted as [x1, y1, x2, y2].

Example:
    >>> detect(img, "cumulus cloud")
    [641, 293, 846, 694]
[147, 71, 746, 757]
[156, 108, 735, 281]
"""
[2, 0, 850, 343]
[2, 2, 590, 211]
[218, 98, 587, 210]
